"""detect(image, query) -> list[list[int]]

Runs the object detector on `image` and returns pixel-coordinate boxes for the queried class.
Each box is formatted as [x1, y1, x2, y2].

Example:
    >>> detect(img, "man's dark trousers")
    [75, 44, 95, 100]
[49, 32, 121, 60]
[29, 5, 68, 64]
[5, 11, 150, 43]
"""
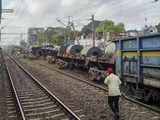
[108, 96, 120, 120]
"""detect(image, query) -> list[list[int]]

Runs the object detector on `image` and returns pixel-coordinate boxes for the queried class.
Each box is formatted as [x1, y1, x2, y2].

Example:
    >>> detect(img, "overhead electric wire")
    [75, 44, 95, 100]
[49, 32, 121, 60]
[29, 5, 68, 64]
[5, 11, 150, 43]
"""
[2, 0, 29, 34]
[2, 0, 25, 44]
[2, 0, 23, 26]
[68, 0, 158, 29]
[1, 0, 27, 41]
[3, 0, 160, 34]
[9, 0, 26, 26]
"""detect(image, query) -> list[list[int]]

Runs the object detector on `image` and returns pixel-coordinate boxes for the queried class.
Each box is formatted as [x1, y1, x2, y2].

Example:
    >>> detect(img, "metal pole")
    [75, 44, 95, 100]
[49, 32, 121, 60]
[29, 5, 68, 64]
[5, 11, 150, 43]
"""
[68, 16, 71, 44]
[0, 0, 2, 24]
[64, 30, 67, 44]
[0, 29, 1, 42]
[0, 0, 2, 43]
[91, 15, 95, 47]
[20, 33, 23, 41]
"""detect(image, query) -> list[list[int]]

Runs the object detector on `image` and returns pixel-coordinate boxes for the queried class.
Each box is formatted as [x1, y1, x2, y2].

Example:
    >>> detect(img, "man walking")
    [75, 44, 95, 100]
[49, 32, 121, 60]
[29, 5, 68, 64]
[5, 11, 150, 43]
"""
[104, 68, 121, 120]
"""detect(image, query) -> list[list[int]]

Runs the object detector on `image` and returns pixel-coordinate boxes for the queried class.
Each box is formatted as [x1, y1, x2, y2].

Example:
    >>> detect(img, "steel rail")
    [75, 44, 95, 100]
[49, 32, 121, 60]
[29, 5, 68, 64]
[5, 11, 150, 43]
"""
[5, 63, 26, 120]
[37, 62, 160, 114]
[10, 57, 81, 120]
[40, 63, 108, 91]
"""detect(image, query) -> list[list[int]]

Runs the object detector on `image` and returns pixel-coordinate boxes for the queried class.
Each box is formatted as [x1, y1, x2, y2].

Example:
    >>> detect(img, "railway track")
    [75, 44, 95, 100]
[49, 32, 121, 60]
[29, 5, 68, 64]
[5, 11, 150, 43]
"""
[40, 63, 160, 113]
[15, 57, 160, 120]
[5, 57, 85, 120]
[0, 68, 19, 120]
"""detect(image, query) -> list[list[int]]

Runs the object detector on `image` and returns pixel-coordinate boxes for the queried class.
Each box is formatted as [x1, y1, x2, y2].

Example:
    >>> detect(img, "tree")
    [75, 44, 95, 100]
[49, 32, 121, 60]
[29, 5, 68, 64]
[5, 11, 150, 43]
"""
[37, 27, 66, 45]
[20, 40, 27, 48]
[81, 20, 101, 35]
[96, 20, 114, 33]
[113, 23, 125, 33]
[48, 27, 77, 45]
[45, 27, 56, 44]
[50, 31, 65, 45]
[38, 32, 47, 45]
[95, 20, 125, 33]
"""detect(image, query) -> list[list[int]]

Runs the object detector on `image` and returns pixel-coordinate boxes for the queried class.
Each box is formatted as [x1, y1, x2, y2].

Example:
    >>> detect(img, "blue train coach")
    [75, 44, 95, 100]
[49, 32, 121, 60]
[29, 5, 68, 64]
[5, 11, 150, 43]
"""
[114, 33, 160, 102]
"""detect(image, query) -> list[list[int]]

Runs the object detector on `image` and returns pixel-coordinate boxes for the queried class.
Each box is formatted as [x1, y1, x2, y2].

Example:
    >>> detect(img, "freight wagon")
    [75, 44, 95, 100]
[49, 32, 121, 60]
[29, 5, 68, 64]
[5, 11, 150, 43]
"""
[31, 33, 160, 102]
[114, 33, 160, 102]
[52, 45, 115, 75]
[31, 43, 115, 81]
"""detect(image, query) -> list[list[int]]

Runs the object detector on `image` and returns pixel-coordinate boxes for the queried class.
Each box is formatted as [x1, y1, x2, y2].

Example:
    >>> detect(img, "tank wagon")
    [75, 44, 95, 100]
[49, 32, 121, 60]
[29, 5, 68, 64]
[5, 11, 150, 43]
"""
[114, 33, 160, 102]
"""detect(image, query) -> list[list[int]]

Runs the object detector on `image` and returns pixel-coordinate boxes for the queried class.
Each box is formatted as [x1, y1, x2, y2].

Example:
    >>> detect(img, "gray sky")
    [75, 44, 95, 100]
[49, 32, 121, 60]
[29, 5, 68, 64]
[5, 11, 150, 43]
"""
[0, 0, 160, 45]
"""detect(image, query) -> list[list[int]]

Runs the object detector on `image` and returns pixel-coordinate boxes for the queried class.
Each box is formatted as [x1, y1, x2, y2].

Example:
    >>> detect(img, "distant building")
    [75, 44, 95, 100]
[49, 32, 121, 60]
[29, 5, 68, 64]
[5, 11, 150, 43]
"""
[46, 27, 56, 33]
[28, 27, 45, 46]
[127, 30, 139, 37]
[143, 25, 158, 35]
[156, 23, 160, 33]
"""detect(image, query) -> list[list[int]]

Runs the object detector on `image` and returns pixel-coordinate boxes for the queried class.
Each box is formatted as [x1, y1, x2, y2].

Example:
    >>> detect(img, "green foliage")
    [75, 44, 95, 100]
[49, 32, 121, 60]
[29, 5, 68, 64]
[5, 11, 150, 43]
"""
[20, 40, 27, 48]
[38, 32, 47, 44]
[37, 27, 79, 46]
[95, 20, 125, 33]
[50, 29, 65, 45]
[114, 23, 126, 33]
[37, 27, 66, 45]
[81, 21, 101, 35]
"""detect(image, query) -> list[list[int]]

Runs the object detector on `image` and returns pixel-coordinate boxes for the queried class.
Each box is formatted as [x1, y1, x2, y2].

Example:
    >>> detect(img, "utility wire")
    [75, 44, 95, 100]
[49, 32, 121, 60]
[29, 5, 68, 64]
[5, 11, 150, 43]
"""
[2, 0, 25, 27]
[63, 0, 159, 31]
[2, 0, 19, 24]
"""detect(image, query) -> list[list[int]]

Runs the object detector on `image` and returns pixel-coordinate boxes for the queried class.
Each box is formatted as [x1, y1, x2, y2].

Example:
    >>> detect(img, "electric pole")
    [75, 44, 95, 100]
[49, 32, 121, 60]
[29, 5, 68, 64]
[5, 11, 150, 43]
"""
[20, 33, 23, 41]
[0, 0, 2, 24]
[0, 0, 14, 24]
[56, 18, 67, 44]
[67, 16, 72, 43]
[0, 0, 2, 44]
[91, 15, 95, 47]
[56, 16, 72, 45]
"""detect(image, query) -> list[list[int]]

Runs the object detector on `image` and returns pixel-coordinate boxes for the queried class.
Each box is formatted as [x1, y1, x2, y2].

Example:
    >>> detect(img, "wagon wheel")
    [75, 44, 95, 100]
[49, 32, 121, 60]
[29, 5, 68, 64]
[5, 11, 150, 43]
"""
[88, 72, 94, 81]
[68, 63, 74, 70]
[88, 68, 95, 81]
[52, 56, 57, 64]
[48, 58, 52, 64]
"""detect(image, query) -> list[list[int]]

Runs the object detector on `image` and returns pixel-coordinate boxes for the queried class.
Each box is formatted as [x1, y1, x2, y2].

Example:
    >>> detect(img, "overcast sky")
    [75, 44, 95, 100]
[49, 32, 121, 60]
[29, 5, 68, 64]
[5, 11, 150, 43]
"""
[0, 0, 160, 45]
